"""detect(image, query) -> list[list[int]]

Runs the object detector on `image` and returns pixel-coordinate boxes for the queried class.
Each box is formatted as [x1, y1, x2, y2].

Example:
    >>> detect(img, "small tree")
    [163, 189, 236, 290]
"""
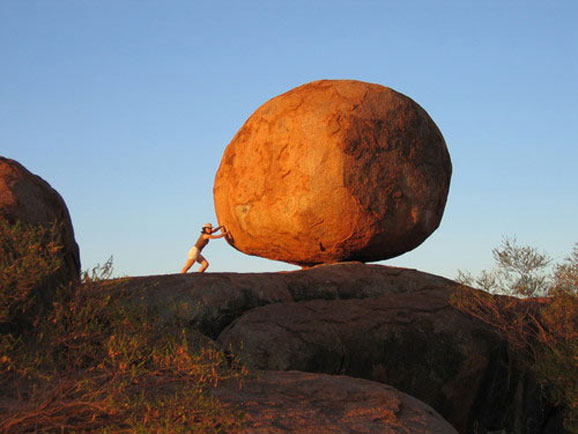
[453, 239, 578, 432]
[457, 237, 552, 296]
[553, 243, 578, 295]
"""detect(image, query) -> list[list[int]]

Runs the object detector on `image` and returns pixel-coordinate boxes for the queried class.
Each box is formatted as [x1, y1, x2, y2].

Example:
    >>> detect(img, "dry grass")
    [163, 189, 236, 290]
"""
[0, 219, 247, 433]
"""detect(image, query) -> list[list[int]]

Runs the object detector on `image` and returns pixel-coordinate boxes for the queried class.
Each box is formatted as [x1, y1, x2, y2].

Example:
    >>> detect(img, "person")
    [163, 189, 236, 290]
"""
[180, 223, 227, 273]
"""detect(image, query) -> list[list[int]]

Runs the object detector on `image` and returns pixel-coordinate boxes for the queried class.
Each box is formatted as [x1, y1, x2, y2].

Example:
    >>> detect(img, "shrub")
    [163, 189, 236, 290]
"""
[453, 240, 578, 432]
[456, 237, 552, 296]
[0, 218, 64, 327]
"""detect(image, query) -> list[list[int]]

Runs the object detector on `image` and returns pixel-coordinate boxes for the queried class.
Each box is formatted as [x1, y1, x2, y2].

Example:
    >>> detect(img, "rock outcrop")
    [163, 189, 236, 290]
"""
[102, 264, 563, 433]
[213, 370, 458, 433]
[0, 157, 80, 328]
[110, 263, 455, 338]
[0, 157, 80, 283]
[217, 287, 545, 433]
[214, 80, 452, 266]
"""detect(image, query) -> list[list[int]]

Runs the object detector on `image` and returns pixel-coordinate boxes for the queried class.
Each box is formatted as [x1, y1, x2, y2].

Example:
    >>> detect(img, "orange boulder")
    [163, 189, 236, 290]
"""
[214, 80, 451, 266]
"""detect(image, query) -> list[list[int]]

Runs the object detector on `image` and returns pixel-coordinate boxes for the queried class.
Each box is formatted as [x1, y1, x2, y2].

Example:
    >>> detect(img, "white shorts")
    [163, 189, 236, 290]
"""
[188, 247, 206, 263]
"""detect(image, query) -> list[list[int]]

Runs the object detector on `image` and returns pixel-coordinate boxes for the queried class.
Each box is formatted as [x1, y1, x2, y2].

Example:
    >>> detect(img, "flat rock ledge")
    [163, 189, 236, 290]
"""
[103, 262, 455, 338]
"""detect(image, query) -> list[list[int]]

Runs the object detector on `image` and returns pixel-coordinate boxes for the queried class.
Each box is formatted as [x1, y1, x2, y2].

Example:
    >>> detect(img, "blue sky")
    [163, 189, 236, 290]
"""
[1, 1, 577, 279]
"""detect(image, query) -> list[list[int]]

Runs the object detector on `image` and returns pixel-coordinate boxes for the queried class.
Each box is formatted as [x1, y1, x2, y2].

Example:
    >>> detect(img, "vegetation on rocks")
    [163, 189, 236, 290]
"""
[0, 219, 63, 327]
[453, 238, 578, 432]
[0, 219, 246, 433]
[2, 216, 576, 433]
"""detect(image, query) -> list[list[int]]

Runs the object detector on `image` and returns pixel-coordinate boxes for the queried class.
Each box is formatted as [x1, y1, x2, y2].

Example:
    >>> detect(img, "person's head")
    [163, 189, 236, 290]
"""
[202, 223, 213, 233]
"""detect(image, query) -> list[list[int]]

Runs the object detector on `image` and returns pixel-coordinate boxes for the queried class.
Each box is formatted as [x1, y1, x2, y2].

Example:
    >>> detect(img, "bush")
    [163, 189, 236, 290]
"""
[456, 237, 552, 296]
[0, 220, 246, 432]
[453, 240, 578, 432]
[0, 218, 64, 327]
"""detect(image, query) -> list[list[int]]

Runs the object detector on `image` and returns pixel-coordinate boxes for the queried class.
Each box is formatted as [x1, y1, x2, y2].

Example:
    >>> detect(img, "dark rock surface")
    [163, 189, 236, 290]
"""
[99, 264, 563, 433]
[214, 80, 452, 266]
[217, 286, 556, 433]
[213, 370, 458, 433]
[108, 263, 455, 338]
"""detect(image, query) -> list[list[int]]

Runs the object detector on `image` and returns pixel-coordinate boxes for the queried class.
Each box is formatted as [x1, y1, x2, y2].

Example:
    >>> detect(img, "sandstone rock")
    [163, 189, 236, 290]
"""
[212, 370, 458, 433]
[214, 80, 452, 266]
[217, 285, 560, 433]
[0, 157, 80, 294]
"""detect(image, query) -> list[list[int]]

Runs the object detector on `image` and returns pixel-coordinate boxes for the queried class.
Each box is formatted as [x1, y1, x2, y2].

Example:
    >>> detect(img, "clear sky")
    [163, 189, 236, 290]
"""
[1, 1, 577, 279]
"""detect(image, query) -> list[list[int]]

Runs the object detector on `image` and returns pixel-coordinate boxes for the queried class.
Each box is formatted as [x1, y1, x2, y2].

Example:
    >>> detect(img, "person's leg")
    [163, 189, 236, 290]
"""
[181, 247, 198, 273]
[197, 253, 209, 273]
[181, 258, 195, 273]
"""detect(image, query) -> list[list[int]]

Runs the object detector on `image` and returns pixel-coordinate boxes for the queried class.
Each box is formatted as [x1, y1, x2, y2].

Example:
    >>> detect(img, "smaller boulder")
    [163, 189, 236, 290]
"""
[0, 157, 80, 326]
[0, 157, 80, 282]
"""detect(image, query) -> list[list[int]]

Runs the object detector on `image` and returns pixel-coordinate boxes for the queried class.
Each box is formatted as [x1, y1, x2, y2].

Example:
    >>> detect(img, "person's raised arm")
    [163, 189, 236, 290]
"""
[207, 226, 227, 239]
[207, 233, 226, 239]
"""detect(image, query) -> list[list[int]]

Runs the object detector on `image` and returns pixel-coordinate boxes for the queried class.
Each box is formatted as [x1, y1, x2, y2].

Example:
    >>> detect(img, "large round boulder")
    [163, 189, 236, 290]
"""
[0, 156, 80, 287]
[214, 80, 451, 266]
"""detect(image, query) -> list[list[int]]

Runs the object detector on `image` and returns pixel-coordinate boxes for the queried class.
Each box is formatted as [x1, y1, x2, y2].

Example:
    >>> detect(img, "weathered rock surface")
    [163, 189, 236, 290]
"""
[215, 274, 561, 433]
[0, 157, 80, 325]
[0, 157, 80, 282]
[214, 79, 452, 266]
[218, 288, 497, 432]
[213, 370, 458, 433]
[106, 263, 455, 338]
[98, 264, 563, 433]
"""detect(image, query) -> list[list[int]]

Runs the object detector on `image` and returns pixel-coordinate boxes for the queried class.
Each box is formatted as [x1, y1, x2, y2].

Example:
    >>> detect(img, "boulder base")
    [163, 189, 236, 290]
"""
[214, 79, 452, 266]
